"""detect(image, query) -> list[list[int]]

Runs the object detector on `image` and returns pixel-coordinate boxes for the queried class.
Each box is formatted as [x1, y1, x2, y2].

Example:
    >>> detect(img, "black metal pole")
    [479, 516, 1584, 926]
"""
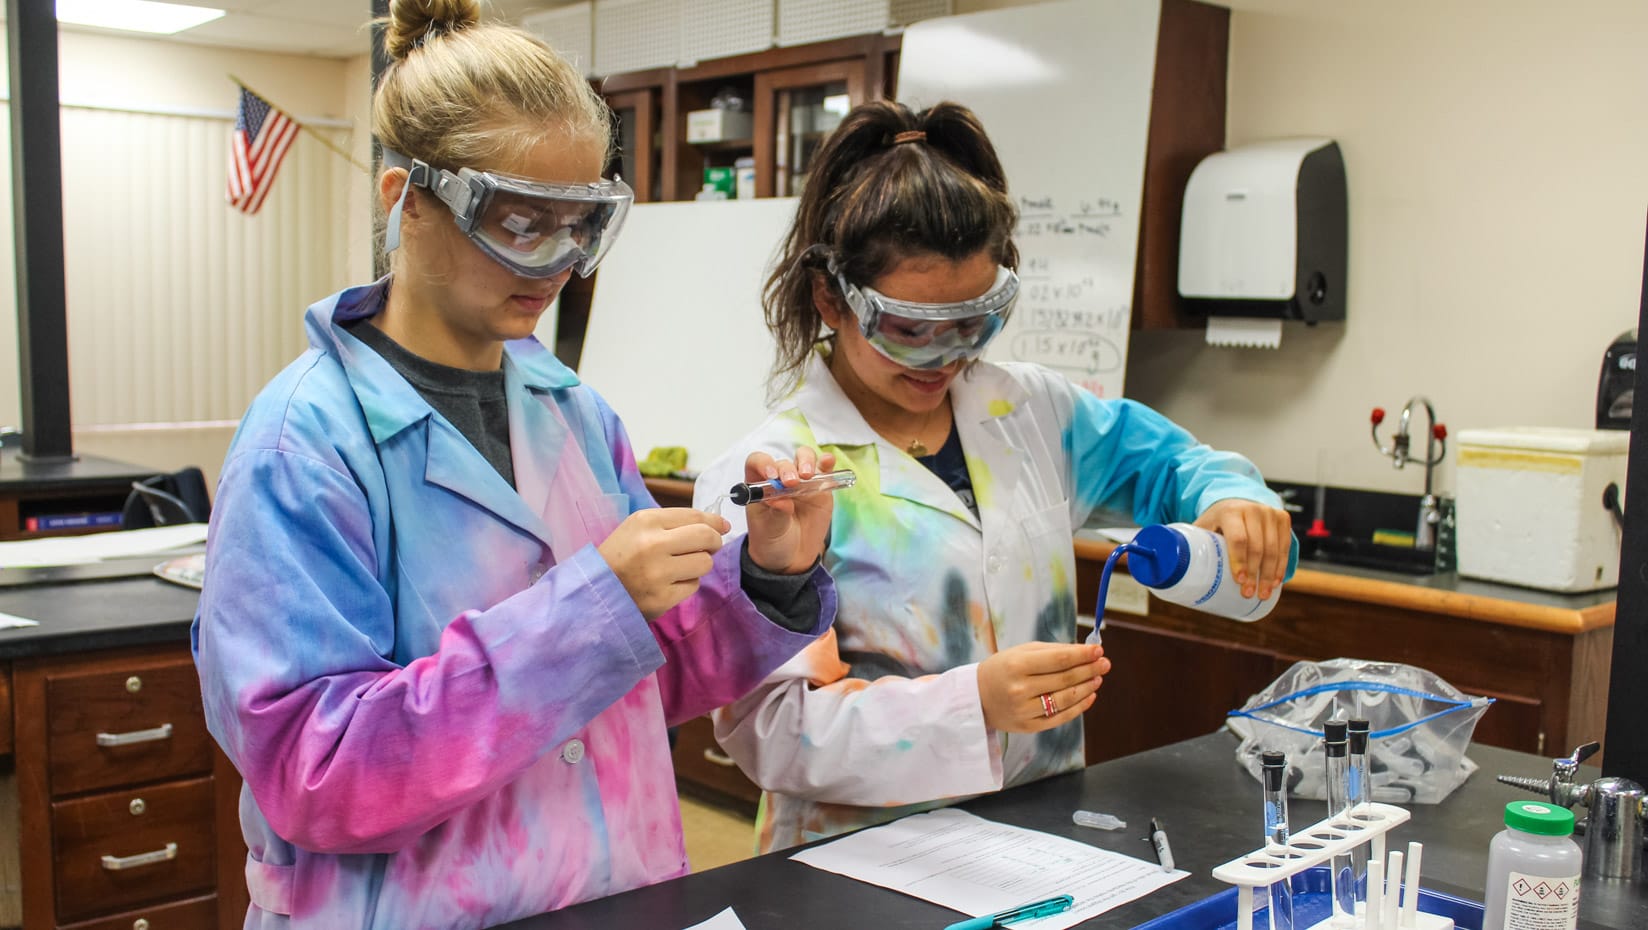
[7, 0, 74, 461]
[1604, 211, 1648, 784]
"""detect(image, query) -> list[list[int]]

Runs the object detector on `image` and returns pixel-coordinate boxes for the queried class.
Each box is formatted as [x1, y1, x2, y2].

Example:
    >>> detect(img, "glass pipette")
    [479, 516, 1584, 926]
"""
[727, 469, 856, 505]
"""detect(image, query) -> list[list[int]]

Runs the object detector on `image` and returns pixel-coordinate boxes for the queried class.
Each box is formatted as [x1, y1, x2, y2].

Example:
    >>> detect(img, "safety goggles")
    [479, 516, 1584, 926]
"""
[830, 259, 1020, 370]
[383, 149, 633, 279]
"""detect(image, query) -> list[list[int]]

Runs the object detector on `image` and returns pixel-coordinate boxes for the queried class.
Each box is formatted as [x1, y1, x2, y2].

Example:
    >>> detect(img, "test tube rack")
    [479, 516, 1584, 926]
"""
[1209, 802, 1454, 930]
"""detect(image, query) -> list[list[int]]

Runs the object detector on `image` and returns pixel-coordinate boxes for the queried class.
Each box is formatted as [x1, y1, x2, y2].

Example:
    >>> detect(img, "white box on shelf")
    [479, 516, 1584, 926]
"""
[522, 2, 594, 76]
[1455, 426, 1628, 593]
[680, 0, 774, 64]
[594, 0, 682, 75]
[686, 108, 754, 143]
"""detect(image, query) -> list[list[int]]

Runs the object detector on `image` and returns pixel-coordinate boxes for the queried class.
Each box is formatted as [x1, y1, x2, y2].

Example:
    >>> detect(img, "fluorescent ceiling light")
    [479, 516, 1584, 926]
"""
[56, 0, 225, 34]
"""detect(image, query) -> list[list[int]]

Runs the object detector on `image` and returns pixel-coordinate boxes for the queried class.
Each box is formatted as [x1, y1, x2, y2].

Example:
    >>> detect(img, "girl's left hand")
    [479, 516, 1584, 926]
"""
[1193, 498, 1293, 600]
[742, 447, 837, 575]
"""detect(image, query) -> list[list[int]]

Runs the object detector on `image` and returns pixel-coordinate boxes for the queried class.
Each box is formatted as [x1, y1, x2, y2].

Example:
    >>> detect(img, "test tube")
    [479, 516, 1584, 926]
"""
[1262, 751, 1294, 930]
[1348, 719, 1372, 911]
[1323, 720, 1355, 925]
[728, 469, 856, 505]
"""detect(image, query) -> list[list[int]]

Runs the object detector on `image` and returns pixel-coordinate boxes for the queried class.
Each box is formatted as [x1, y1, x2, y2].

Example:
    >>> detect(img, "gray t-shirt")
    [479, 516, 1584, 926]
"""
[345, 318, 514, 486]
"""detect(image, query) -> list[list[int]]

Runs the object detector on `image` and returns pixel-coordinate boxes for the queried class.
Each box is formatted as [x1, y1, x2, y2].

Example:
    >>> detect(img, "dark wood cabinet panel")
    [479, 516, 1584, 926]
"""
[15, 644, 247, 930]
[46, 656, 211, 797]
[672, 715, 760, 814]
[51, 777, 216, 923]
[57, 893, 216, 930]
[1084, 619, 1283, 765]
[1074, 542, 1612, 765]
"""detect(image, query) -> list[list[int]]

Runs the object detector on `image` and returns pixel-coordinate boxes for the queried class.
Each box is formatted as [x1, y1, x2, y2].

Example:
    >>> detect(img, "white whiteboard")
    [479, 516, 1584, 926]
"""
[897, 0, 1160, 398]
[577, 198, 799, 475]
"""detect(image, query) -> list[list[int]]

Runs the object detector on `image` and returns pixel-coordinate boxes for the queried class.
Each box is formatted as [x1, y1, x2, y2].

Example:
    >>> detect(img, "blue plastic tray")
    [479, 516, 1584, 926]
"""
[1133, 868, 1485, 930]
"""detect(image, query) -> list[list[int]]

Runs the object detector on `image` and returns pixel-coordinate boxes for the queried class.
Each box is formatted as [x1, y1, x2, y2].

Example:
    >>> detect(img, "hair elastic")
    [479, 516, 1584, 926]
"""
[891, 130, 926, 145]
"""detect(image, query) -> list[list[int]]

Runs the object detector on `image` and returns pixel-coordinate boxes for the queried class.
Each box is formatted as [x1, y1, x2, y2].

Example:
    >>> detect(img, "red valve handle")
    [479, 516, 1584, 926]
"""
[1433, 423, 1447, 440]
[1370, 407, 1385, 425]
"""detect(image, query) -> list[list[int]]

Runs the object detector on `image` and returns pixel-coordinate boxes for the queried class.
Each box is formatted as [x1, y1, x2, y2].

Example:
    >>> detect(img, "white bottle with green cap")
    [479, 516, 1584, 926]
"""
[1482, 800, 1583, 930]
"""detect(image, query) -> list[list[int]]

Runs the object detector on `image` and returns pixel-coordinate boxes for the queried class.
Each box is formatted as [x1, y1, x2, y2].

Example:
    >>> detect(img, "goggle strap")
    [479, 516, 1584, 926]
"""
[383, 152, 431, 255]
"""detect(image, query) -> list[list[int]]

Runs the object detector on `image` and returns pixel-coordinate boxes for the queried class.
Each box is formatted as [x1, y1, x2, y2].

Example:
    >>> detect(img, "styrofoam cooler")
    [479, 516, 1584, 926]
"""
[1455, 427, 1628, 592]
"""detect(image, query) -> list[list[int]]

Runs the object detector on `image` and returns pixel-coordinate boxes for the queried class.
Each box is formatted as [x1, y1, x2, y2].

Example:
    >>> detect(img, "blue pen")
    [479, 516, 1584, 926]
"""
[941, 894, 1075, 930]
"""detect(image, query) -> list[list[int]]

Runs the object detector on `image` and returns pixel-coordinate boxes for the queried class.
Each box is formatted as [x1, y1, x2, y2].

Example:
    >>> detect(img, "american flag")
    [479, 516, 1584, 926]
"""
[227, 87, 299, 215]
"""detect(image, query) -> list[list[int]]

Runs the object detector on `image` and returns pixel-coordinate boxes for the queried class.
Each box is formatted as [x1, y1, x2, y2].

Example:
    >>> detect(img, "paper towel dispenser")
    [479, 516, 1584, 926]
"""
[1178, 138, 1347, 324]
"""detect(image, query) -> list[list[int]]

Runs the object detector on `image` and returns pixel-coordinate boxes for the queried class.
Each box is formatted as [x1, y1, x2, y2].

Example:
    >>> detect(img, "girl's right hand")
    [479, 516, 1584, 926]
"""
[977, 641, 1110, 734]
[598, 508, 731, 620]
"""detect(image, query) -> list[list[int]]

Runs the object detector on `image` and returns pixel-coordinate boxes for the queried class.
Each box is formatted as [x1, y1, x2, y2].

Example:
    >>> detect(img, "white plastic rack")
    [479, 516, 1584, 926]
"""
[1209, 803, 1454, 930]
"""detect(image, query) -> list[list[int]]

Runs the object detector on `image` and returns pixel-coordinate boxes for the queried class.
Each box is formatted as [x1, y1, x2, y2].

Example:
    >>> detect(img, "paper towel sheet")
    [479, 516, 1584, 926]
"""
[1207, 316, 1282, 348]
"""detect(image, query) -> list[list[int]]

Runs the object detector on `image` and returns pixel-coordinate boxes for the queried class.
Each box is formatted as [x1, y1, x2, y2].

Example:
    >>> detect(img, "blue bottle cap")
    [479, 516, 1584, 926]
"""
[1129, 525, 1192, 589]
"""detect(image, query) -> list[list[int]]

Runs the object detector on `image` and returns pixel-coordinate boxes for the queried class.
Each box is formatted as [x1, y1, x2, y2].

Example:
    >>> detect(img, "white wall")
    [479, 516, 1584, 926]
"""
[344, 52, 377, 285]
[1126, 0, 1648, 496]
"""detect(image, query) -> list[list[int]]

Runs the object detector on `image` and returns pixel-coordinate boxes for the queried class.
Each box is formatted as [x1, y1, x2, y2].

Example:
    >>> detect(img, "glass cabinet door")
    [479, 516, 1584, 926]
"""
[754, 61, 866, 198]
[605, 88, 659, 202]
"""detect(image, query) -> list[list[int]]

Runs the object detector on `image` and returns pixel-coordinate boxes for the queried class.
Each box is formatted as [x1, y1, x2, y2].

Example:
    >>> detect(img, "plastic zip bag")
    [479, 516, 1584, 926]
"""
[1226, 658, 1495, 804]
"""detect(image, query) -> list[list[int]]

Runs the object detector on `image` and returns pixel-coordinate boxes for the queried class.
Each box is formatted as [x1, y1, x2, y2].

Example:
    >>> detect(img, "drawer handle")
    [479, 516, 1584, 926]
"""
[101, 842, 178, 871]
[96, 723, 173, 747]
[702, 747, 737, 768]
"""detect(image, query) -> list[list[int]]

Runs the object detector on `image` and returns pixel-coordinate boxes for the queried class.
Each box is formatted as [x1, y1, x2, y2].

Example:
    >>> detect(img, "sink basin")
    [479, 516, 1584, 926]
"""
[1302, 537, 1444, 576]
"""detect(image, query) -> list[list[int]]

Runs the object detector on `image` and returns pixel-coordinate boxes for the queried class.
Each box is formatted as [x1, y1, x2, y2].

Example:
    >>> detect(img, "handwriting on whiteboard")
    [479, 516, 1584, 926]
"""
[1008, 193, 1130, 394]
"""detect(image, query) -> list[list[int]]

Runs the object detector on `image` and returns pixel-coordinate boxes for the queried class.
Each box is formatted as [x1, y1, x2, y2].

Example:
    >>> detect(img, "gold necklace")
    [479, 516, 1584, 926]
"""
[902, 405, 945, 458]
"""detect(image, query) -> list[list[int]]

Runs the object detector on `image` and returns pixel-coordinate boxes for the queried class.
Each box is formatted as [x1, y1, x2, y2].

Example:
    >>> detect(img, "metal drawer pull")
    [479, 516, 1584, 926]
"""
[702, 748, 737, 768]
[96, 723, 173, 747]
[101, 843, 178, 871]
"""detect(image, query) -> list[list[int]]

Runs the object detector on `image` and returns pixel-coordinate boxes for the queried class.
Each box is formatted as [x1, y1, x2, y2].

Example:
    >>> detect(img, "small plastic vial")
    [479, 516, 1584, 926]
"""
[1482, 801, 1582, 930]
[1125, 523, 1281, 621]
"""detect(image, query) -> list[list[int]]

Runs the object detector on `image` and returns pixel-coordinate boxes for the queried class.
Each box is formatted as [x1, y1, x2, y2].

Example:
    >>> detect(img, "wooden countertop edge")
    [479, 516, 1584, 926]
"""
[1072, 537, 1615, 635]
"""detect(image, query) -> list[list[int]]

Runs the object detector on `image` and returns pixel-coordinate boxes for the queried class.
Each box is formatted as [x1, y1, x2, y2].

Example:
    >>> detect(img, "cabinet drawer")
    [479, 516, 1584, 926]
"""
[60, 893, 216, 930]
[52, 777, 216, 924]
[671, 716, 760, 807]
[47, 657, 212, 796]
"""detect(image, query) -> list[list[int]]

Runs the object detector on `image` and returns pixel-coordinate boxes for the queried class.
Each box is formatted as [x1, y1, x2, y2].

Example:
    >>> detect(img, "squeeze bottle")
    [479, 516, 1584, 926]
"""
[1125, 523, 1280, 621]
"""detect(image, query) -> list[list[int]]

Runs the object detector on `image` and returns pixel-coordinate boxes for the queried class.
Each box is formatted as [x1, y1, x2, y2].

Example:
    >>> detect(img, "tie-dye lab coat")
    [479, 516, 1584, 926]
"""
[192, 282, 833, 929]
[693, 353, 1287, 851]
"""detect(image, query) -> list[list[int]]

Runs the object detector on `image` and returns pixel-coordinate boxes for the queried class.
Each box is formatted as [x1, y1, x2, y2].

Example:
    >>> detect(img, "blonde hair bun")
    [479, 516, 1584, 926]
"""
[384, 0, 481, 61]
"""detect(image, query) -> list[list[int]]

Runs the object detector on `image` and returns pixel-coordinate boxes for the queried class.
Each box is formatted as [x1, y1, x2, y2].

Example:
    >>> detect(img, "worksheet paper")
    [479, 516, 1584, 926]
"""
[682, 907, 747, 930]
[0, 611, 38, 630]
[790, 808, 1187, 929]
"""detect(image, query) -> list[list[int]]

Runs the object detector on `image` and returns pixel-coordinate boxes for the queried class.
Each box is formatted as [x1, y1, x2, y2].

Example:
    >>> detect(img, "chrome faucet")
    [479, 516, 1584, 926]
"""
[1498, 741, 1645, 882]
[1370, 397, 1448, 550]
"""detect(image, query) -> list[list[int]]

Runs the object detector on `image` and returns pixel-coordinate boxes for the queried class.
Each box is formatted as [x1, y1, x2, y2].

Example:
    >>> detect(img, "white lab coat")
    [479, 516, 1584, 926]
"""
[694, 352, 1282, 850]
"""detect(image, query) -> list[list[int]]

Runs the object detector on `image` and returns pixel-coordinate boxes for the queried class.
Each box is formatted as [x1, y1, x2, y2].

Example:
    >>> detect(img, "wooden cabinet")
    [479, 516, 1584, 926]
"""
[14, 644, 247, 930]
[600, 33, 898, 206]
[1074, 539, 1614, 767]
[0, 456, 160, 541]
[671, 716, 759, 814]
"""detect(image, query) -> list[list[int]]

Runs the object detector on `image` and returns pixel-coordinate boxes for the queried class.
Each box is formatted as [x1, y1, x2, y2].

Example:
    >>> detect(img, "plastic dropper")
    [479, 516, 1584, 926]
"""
[727, 469, 856, 505]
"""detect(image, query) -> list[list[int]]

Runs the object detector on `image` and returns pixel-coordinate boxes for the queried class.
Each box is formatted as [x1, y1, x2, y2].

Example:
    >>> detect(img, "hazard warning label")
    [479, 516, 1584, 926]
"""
[1502, 870, 1581, 929]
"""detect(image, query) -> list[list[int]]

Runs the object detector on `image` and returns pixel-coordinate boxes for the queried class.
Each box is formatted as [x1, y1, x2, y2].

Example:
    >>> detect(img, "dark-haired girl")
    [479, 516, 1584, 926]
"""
[694, 100, 1294, 852]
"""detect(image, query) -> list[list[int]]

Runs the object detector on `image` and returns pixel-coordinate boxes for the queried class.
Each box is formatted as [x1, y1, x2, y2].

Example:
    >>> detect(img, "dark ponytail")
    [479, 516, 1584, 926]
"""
[763, 99, 1018, 401]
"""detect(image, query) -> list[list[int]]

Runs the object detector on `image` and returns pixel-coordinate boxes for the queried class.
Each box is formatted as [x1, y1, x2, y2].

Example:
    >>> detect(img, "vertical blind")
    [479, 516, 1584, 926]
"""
[41, 105, 356, 428]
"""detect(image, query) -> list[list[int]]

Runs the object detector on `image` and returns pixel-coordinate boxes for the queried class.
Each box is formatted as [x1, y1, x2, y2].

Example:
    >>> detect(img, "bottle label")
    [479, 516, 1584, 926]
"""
[1193, 533, 1225, 607]
[1500, 870, 1580, 930]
